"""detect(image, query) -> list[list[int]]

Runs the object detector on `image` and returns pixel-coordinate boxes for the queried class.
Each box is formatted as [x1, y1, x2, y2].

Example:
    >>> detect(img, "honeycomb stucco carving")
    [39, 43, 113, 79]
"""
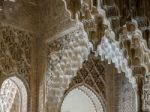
[46, 25, 91, 111]
[45, 0, 150, 111]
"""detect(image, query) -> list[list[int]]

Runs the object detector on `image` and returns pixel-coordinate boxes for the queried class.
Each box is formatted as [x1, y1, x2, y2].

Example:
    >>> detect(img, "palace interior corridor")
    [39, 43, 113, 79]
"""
[0, 0, 150, 112]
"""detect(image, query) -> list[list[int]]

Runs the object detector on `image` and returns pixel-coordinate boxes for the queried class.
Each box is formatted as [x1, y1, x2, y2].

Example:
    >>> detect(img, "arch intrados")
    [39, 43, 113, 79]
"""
[60, 83, 106, 112]
[0, 76, 28, 112]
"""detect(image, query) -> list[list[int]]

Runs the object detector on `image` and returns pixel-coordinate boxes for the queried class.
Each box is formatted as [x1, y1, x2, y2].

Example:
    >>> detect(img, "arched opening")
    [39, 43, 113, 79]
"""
[60, 85, 105, 112]
[0, 76, 27, 112]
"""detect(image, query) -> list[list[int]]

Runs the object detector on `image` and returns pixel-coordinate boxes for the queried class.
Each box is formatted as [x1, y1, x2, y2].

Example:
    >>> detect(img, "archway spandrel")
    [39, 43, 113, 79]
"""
[0, 24, 33, 83]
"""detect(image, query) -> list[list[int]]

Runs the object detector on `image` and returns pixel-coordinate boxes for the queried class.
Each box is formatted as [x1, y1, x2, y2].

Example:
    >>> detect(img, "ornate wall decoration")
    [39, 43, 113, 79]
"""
[118, 77, 137, 112]
[1, 0, 150, 112]
[0, 24, 32, 82]
[0, 79, 18, 112]
[143, 74, 150, 111]
[45, 0, 150, 112]
[118, 19, 150, 111]
[0, 76, 28, 112]
[46, 25, 91, 111]
[67, 55, 106, 100]
[45, 1, 140, 112]
[97, 32, 137, 86]
[64, 0, 137, 88]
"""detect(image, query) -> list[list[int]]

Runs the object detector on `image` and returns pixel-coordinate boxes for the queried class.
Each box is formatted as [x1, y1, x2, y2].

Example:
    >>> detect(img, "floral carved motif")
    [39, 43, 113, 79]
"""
[0, 25, 32, 82]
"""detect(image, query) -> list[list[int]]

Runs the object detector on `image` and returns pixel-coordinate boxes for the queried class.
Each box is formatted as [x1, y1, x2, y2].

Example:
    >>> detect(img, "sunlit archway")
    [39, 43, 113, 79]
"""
[60, 85, 105, 112]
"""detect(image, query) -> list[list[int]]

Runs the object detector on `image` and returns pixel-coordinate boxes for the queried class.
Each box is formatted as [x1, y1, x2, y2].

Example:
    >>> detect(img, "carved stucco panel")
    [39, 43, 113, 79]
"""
[0, 24, 32, 83]
[46, 25, 90, 112]
[143, 75, 150, 111]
